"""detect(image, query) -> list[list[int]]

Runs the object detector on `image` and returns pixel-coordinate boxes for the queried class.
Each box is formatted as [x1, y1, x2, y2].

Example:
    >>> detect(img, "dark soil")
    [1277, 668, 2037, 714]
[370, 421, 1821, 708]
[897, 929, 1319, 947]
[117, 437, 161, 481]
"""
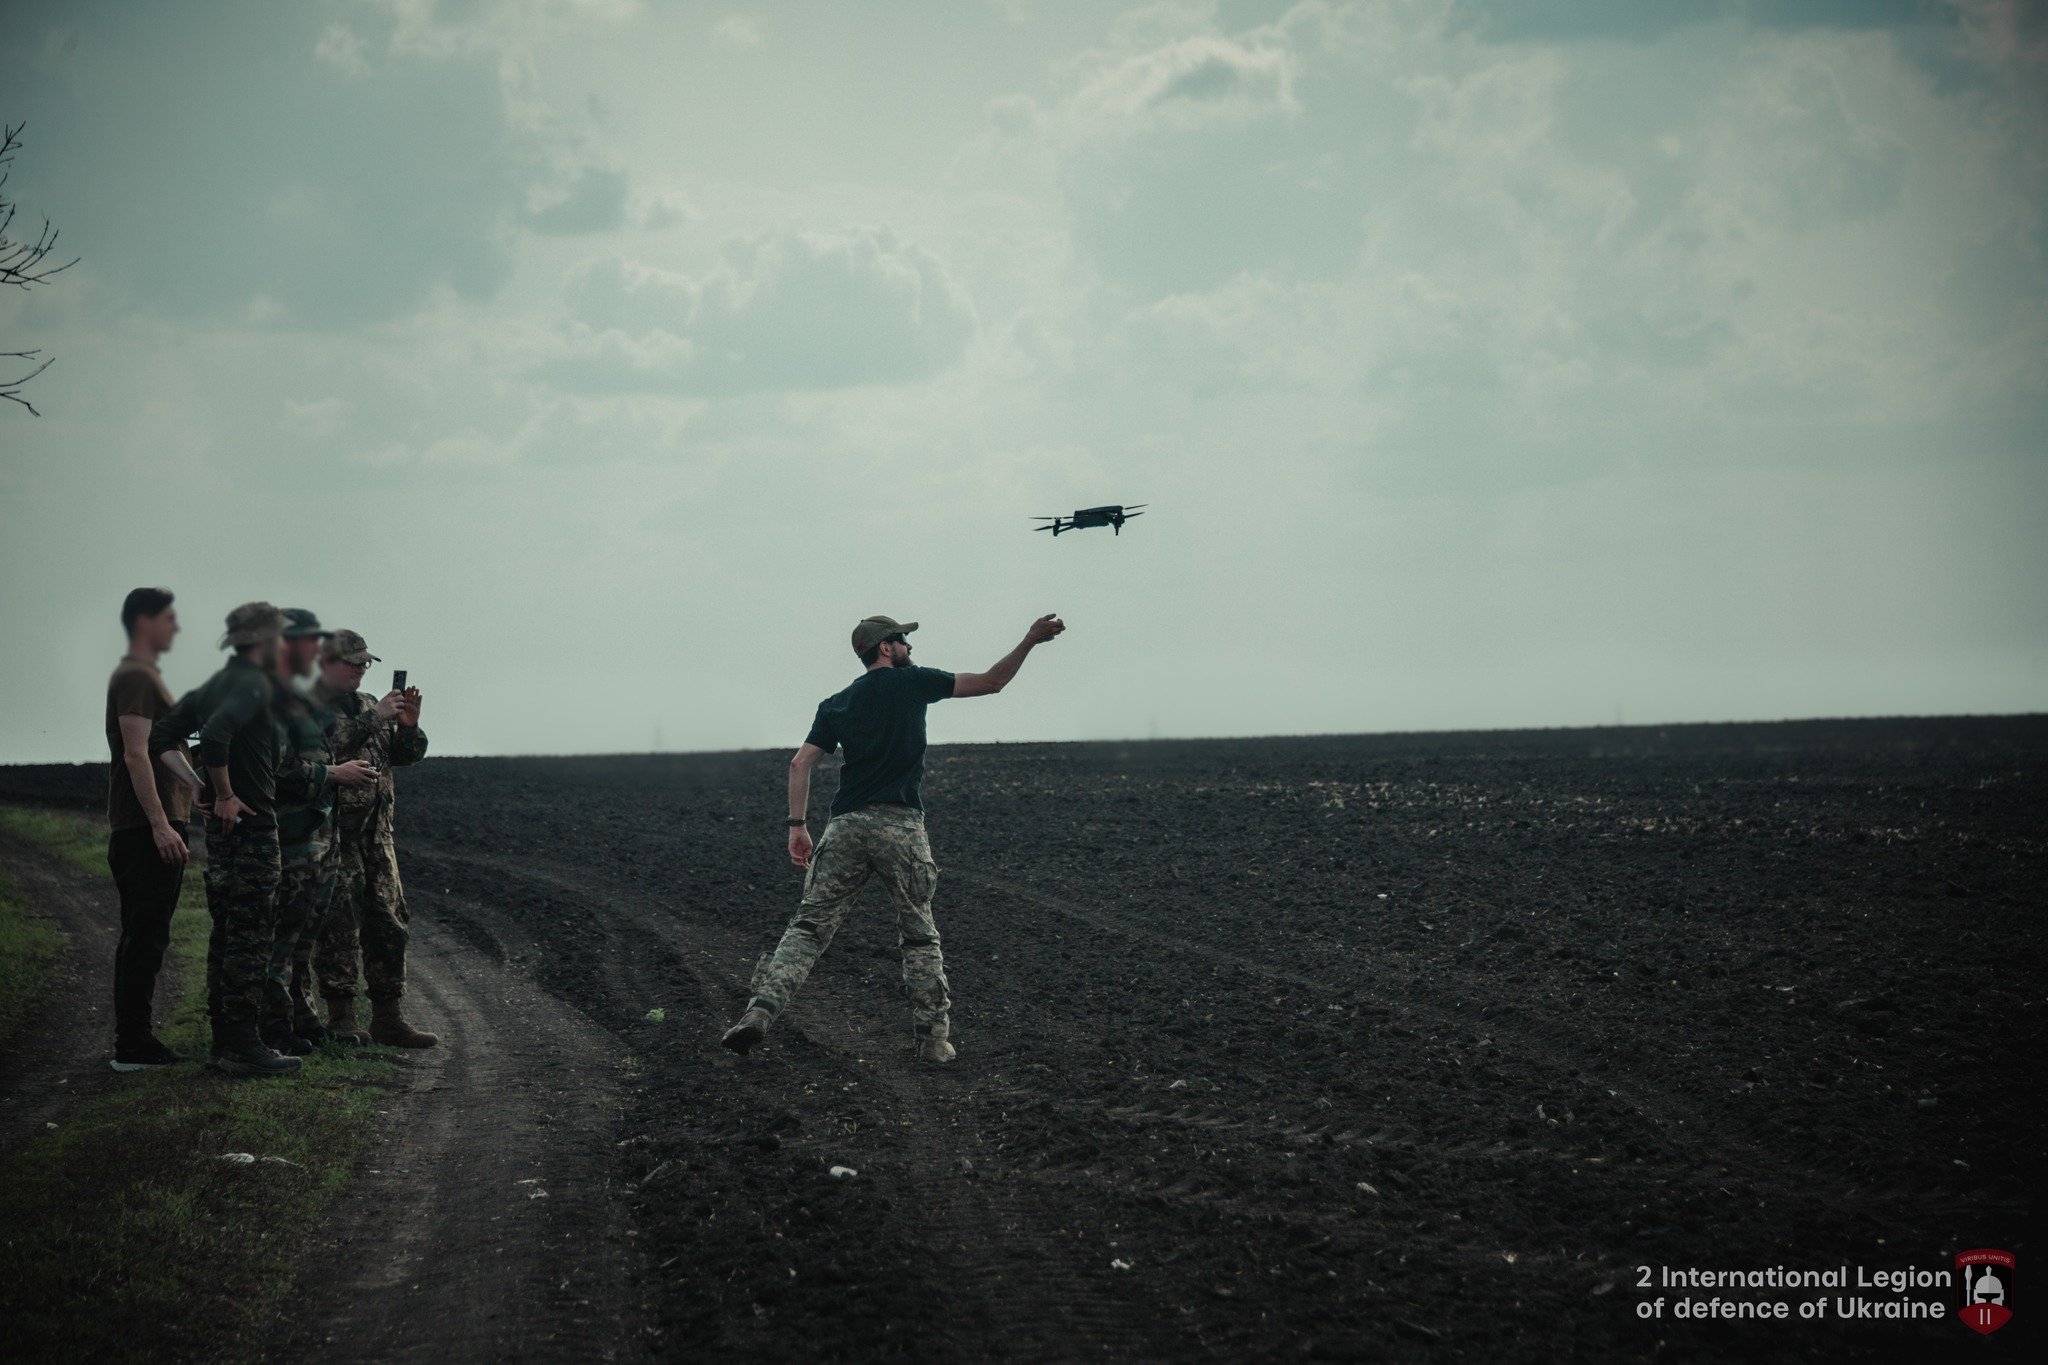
[5, 715, 2040, 1361]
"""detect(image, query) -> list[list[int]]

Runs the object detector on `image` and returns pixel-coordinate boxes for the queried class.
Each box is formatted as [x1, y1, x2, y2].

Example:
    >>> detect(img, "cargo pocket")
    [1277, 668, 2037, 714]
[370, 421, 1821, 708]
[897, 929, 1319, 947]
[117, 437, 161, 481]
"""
[908, 858, 939, 906]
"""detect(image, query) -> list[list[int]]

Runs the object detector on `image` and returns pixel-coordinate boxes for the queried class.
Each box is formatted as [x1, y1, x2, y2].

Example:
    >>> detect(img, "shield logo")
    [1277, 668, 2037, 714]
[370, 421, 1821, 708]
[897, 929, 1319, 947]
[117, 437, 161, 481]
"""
[1956, 1248, 2014, 1336]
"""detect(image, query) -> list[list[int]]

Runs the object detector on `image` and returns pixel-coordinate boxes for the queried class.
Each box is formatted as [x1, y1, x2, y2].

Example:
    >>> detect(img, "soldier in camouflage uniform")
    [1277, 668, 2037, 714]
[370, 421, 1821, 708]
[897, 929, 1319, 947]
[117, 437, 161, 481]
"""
[311, 629, 436, 1048]
[264, 609, 379, 1053]
[722, 612, 1065, 1064]
[149, 602, 354, 1078]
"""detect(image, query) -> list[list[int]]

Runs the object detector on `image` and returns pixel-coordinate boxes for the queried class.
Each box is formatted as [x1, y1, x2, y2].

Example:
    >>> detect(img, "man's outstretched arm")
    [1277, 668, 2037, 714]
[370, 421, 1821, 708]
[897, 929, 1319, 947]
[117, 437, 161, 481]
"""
[954, 614, 1065, 698]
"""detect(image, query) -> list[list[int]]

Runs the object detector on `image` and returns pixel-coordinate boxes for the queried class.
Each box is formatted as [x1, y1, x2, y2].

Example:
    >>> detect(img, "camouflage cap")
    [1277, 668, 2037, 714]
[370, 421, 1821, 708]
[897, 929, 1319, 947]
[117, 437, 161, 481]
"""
[321, 629, 381, 665]
[280, 607, 332, 640]
[218, 601, 285, 650]
[851, 615, 917, 654]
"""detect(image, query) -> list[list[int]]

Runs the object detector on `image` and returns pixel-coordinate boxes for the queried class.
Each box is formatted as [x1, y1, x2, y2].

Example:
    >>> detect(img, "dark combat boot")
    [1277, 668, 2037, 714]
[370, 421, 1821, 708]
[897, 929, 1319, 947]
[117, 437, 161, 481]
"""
[208, 1020, 303, 1078]
[295, 1013, 345, 1050]
[261, 1018, 315, 1056]
[324, 995, 372, 1045]
[370, 997, 439, 1049]
[720, 1006, 773, 1055]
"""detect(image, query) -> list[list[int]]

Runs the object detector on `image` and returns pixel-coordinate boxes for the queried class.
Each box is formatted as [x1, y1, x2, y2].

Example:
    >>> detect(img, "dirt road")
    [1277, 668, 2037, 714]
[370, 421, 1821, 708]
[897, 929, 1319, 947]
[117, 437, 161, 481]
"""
[0, 829, 126, 1155]
[274, 887, 650, 1362]
[0, 820, 654, 1362]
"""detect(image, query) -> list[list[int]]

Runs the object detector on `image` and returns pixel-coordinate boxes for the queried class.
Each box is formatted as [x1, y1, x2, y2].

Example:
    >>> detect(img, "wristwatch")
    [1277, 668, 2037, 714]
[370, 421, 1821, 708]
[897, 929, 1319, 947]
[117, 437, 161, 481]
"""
[786, 817, 806, 826]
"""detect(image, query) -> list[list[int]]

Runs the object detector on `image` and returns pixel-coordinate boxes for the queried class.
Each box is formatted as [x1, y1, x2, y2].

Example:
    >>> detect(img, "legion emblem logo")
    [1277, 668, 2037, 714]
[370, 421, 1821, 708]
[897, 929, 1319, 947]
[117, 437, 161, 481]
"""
[1956, 1248, 2013, 1336]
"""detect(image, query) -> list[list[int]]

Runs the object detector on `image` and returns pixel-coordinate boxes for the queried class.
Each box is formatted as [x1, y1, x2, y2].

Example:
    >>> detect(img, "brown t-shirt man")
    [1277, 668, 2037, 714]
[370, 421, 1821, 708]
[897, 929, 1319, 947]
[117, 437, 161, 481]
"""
[106, 657, 192, 832]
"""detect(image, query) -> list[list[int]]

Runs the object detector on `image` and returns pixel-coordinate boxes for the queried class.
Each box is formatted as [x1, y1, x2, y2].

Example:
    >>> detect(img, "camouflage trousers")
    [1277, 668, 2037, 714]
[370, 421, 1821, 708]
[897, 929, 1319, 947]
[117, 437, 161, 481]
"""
[202, 823, 281, 1028]
[265, 831, 333, 1030]
[315, 827, 411, 1002]
[748, 804, 951, 1039]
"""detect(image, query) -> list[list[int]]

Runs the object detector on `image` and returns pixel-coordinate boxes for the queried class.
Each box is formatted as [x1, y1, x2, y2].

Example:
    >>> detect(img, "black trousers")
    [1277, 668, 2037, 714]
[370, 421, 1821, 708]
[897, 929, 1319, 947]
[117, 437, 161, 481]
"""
[107, 825, 188, 1042]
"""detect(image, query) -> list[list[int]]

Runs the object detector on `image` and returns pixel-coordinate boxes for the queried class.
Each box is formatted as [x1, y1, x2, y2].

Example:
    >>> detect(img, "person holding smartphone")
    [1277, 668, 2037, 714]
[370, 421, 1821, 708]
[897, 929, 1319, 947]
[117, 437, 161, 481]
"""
[263, 608, 384, 1055]
[149, 602, 365, 1077]
[310, 629, 435, 1047]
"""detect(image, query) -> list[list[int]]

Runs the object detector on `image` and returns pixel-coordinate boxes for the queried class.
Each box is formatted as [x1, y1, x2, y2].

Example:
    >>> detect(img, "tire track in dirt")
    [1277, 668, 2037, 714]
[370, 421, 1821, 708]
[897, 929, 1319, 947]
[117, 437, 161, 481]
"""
[413, 834, 1207, 1361]
[411, 835, 1763, 1348]
[809, 997, 1191, 1361]
[275, 898, 649, 1363]
[406, 842, 742, 1027]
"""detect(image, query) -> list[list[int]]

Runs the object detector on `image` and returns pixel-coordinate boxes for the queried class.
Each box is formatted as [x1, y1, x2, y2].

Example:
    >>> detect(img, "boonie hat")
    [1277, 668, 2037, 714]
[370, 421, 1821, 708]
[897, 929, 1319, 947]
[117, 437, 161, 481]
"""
[851, 615, 917, 654]
[218, 601, 285, 650]
[280, 608, 332, 640]
[322, 629, 381, 665]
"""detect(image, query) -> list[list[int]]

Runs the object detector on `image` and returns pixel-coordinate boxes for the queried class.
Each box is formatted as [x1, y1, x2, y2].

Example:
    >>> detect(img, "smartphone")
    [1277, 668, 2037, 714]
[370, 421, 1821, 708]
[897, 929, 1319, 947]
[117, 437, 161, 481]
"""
[392, 669, 408, 692]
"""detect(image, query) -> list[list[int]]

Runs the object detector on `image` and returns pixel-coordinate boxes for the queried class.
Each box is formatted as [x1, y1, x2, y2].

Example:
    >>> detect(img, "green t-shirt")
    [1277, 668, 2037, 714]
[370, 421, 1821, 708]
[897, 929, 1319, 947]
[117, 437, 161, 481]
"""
[806, 665, 956, 817]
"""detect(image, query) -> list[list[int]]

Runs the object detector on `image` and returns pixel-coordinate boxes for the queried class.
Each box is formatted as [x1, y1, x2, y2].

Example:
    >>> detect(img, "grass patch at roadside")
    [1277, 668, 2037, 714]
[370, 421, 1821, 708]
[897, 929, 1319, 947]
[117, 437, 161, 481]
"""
[0, 804, 108, 872]
[0, 805, 103, 1049]
[0, 867, 65, 1050]
[0, 806, 405, 1362]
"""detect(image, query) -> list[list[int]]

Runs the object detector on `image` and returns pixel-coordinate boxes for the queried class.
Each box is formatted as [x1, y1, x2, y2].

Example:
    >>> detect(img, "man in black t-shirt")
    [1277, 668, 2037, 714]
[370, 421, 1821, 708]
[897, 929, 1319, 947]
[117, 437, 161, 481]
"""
[722, 611, 1065, 1062]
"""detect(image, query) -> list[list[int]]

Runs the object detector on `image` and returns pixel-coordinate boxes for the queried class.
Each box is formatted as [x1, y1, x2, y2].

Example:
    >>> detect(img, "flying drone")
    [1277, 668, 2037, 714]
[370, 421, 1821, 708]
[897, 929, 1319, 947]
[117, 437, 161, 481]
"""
[1033, 504, 1147, 536]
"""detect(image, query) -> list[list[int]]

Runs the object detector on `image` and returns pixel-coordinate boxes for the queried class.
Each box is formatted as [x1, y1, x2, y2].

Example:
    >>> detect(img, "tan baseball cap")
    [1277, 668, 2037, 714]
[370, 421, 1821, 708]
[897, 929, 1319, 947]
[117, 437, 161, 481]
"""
[321, 629, 381, 665]
[851, 615, 917, 654]
[218, 601, 285, 649]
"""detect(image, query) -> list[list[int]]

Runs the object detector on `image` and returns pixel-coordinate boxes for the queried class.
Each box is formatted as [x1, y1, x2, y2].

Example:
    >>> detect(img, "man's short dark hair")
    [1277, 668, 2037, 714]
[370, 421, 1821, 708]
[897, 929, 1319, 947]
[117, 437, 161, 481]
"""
[858, 643, 882, 667]
[121, 586, 174, 635]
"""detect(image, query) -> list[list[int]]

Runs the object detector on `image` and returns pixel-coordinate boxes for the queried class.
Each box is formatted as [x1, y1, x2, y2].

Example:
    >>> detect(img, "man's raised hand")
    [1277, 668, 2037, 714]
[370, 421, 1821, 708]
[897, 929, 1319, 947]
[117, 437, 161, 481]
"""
[374, 690, 405, 722]
[1025, 613, 1065, 645]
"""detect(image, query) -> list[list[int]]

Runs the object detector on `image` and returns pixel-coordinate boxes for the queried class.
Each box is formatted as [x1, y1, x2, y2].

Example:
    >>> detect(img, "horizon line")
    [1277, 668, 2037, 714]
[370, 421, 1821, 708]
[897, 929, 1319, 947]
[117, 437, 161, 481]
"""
[5, 708, 2043, 770]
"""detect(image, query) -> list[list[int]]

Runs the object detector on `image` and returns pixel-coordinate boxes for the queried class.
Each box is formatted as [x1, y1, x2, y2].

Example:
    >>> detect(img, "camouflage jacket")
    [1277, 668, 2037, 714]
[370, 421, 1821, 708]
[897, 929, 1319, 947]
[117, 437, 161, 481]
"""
[311, 678, 429, 837]
[150, 655, 328, 833]
[274, 685, 337, 845]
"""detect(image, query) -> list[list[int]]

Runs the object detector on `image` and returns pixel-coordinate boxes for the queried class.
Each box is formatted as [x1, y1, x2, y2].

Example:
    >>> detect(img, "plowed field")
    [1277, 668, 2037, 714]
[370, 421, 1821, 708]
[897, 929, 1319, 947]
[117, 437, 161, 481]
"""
[5, 716, 2038, 1360]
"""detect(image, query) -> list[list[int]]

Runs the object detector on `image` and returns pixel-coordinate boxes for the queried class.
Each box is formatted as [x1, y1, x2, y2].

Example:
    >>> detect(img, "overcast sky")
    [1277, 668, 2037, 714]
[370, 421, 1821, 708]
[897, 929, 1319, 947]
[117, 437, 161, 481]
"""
[2, 0, 2043, 763]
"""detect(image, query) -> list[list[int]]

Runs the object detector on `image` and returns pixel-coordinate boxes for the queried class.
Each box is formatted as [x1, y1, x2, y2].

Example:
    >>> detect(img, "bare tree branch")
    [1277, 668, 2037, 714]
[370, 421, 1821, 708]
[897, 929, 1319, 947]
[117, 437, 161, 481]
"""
[1, 348, 54, 416]
[0, 122, 77, 416]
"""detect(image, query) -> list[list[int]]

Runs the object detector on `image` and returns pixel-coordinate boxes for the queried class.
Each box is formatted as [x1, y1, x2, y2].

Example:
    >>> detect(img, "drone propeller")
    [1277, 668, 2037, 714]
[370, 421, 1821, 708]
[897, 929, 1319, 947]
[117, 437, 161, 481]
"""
[1123, 503, 1147, 510]
[1034, 522, 1058, 532]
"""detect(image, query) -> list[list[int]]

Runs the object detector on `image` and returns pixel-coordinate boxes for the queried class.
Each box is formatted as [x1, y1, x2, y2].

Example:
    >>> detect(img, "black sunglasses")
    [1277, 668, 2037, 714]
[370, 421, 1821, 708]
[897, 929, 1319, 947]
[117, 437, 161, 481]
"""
[882, 633, 909, 646]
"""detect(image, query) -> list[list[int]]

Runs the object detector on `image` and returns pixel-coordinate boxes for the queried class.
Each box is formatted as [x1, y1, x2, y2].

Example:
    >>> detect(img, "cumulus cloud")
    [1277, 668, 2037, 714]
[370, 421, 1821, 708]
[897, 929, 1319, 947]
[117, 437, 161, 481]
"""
[1449, 0, 1943, 45]
[999, 0, 2048, 500]
[1069, 33, 1296, 126]
[13, 4, 528, 327]
[1033, 8, 1386, 295]
[546, 228, 976, 394]
[637, 190, 700, 229]
[526, 164, 631, 234]
[313, 24, 372, 76]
